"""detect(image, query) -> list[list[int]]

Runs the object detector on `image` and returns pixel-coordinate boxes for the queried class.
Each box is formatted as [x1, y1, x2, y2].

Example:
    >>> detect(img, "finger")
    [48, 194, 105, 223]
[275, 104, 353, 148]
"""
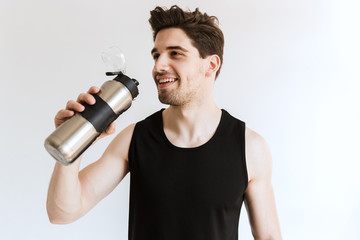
[77, 93, 96, 105]
[97, 123, 115, 140]
[55, 109, 75, 120]
[66, 100, 85, 112]
[54, 109, 75, 128]
[105, 122, 116, 135]
[87, 86, 100, 94]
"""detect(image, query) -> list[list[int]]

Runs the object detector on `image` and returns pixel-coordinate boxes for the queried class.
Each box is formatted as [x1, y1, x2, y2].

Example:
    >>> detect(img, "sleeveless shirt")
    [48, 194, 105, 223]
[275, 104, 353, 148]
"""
[128, 109, 248, 240]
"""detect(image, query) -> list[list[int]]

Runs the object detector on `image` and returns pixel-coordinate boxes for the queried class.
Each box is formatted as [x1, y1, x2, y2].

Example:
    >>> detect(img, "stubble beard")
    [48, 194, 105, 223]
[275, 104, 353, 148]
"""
[158, 89, 185, 106]
[157, 87, 194, 106]
[155, 70, 203, 106]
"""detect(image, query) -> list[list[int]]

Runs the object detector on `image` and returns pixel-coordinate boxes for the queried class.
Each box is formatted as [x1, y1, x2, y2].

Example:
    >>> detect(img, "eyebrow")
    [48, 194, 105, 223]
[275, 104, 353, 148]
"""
[151, 46, 189, 55]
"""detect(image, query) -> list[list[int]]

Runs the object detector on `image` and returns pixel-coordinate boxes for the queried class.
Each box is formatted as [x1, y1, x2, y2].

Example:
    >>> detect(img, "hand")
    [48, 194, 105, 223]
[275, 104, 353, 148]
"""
[54, 86, 116, 140]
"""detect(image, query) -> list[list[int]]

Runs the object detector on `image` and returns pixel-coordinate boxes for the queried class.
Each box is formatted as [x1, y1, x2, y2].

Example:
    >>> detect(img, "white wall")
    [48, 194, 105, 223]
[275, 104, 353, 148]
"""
[1, 0, 359, 239]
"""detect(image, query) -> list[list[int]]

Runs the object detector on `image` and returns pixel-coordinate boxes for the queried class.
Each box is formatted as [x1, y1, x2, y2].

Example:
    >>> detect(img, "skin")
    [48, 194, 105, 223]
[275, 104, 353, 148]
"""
[47, 27, 282, 239]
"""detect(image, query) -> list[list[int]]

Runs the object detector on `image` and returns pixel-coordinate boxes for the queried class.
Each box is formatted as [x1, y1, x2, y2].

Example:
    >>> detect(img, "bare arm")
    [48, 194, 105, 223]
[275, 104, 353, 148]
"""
[46, 86, 135, 224]
[244, 127, 282, 240]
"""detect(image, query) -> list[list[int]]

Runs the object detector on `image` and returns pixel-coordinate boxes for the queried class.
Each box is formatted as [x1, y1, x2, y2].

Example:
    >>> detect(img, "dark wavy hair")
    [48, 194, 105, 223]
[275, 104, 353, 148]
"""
[149, 5, 224, 78]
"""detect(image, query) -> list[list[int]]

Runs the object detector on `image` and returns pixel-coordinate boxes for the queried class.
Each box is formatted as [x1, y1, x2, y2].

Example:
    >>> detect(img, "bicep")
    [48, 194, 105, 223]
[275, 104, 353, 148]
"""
[244, 179, 280, 239]
[244, 127, 282, 239]
[78, 123, 135, 214]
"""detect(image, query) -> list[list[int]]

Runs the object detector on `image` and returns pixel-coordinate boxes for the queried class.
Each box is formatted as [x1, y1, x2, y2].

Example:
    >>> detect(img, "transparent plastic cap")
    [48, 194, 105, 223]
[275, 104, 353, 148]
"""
[101, 46, 126, 74]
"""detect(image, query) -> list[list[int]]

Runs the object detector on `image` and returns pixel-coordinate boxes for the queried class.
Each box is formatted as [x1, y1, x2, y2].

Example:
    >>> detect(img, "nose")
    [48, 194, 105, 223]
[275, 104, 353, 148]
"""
[153, 54, 170, 73]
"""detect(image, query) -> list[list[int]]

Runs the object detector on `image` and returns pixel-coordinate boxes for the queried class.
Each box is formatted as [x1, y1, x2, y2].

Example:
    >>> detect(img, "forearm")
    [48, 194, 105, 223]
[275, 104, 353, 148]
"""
[46, 158, 83, 224]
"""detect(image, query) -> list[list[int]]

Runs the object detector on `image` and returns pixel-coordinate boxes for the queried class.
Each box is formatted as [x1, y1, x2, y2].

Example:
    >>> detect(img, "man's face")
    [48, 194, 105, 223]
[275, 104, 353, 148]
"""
[151, 28, 209, 106]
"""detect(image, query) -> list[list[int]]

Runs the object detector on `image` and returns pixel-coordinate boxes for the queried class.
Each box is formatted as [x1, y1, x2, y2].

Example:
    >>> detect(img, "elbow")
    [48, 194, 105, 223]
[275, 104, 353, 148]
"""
[48, 213, 80, 225]
[46, 203, 80, 225]
[48, 215, 74, 225]
[47, 211, 77, 225]
[48, 217, 67, 225]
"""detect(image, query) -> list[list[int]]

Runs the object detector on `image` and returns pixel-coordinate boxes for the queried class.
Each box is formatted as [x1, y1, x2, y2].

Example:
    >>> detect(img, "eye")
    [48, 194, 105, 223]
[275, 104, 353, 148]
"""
[152, 53, 160, 60]
[170, 51, 181, 57]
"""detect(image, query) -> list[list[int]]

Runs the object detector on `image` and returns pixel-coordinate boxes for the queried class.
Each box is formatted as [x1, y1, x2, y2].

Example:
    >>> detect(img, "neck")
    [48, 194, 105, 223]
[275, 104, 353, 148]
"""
[162, 98, 222, 148]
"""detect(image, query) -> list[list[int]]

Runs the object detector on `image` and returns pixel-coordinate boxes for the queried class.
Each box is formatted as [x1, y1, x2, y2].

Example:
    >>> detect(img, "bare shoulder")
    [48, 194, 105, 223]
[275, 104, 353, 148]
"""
[245, 126, 273, 182]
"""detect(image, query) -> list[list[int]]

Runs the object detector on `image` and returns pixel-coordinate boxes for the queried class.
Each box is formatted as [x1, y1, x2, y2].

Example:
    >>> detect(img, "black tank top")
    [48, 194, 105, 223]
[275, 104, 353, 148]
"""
[128, 109, 248, 240]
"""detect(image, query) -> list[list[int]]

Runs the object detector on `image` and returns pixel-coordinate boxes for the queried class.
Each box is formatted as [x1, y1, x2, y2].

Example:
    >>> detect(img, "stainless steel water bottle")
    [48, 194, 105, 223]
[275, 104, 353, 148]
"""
[44, 47, 139, 165]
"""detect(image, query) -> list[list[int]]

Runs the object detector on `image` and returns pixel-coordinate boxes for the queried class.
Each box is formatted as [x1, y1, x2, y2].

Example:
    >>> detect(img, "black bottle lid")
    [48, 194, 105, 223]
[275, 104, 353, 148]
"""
[107, 72, 139, 99]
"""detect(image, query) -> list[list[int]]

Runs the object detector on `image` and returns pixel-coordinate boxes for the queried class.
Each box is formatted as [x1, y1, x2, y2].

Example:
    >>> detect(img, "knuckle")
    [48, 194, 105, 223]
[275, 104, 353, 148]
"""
[88, 86, 99, 93]
[56, 109, 63, 116]
[77, 93, 85, 101]
[66, 100, 73, 108]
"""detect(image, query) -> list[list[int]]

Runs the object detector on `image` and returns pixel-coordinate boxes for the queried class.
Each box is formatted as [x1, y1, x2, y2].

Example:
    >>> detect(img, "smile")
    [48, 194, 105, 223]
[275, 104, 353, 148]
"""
[158, 78, 178, 84]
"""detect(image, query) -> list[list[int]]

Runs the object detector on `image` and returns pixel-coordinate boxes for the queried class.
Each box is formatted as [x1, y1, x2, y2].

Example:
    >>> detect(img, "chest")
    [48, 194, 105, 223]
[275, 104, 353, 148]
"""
[130, 141, 247, 208]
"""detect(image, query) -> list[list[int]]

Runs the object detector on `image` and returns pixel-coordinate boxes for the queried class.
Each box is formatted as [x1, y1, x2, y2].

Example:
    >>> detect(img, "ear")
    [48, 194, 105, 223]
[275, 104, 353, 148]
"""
[205, 55, 221, 78]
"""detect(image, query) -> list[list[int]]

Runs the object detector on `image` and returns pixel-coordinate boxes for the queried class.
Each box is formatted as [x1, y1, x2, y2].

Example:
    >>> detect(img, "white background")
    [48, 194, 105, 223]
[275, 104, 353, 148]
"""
[1, 0, 359, 239]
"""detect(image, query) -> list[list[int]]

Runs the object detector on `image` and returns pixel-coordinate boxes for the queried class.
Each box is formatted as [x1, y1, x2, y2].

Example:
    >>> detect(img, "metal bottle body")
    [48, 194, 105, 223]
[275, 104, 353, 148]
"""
[44, 79, 135, 165]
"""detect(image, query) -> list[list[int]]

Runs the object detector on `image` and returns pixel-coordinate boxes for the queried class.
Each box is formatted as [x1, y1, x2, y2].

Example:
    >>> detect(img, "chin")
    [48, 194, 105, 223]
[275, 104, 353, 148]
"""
[158, 95, 180, 106]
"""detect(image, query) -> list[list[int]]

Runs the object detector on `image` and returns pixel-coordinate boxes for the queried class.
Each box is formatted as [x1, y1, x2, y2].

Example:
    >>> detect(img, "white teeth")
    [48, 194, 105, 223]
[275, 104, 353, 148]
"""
[158, 78, 177, 84]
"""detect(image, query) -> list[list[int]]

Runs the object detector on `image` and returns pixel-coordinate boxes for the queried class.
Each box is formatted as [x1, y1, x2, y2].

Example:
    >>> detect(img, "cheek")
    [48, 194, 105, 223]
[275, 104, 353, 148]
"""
[200, 59, 210, 73]
[152, 67, 157, 79]
[190, 62, 207, 77]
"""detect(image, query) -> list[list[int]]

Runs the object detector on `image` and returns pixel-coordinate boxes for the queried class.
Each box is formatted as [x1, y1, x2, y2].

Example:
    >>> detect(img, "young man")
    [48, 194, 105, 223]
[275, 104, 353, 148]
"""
[47, 5, 282, 240]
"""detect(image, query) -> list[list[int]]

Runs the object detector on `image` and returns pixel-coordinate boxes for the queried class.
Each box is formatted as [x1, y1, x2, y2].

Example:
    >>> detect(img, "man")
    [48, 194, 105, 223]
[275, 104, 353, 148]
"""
[47, 5, 282, 240]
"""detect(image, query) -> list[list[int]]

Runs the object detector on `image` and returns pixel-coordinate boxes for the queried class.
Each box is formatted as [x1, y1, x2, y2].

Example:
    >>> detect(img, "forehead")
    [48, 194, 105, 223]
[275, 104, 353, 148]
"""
[153, 28, 197, 53]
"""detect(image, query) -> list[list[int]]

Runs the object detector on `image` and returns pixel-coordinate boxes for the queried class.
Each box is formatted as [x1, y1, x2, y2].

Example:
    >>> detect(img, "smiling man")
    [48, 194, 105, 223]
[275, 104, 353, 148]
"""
[151, 30, 208, 106]
[47, 5, 282, 240]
